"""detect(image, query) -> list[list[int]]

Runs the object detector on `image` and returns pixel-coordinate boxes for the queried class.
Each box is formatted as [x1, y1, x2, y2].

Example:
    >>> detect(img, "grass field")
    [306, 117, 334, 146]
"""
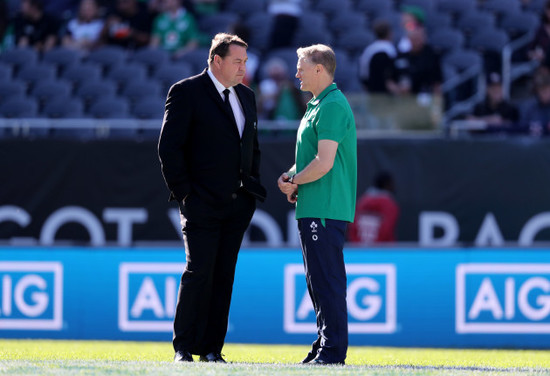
[1, 340, 550, 375]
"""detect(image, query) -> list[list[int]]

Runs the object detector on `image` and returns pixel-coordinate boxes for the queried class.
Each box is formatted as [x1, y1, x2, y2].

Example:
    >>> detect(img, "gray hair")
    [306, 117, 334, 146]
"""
[296, 44, 336, 77]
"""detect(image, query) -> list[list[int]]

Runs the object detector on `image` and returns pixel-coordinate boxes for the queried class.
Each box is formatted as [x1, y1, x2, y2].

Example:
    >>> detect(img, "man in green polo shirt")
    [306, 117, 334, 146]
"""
[150, 0, 200, 58]
[277, 44, 357, 365]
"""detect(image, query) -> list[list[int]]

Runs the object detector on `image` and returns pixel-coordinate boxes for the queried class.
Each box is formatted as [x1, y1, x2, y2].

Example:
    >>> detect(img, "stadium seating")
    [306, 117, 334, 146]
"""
[85, 46, 127, 74]
[16, 63, 57, 90]
[443, 48, 483, 75]
[88, 97, 130, 119]
[61, 63, 103, 89]
[481, 0, 522, 20]
[429, 27, 466, 55]
[335, 29, 375, 59]
[0, 80, 26, 104]
[175, 48, 210, 75]
[500, 12, 541, 41]
[0, 97, 38, 118]
[225, 0, 266, 17]
[329, 11, 370, 37]
[152, 62, 193, 95]
[31, 79, 73, 107]
[527, 0, 546, 12]
[131, 97, 166, 120]
[456, 10, 497, 41]
[129, 48, 171, 75]
[425, 10, 453, 33]
[76, 80, 118, 109]
[244, 12, 273, 52]
[198, 12, 240, 37]
[469, 27, 510, 53]
[121, 79, 163, 104]
[292, 29, 333, 51]
[437, 0, 476, 18]
[356, 0, 394, 19]
[314, 0, 353, 15]
[106, 63, 148, 90]
[0, 0, 543, 125]
[43, 97, 86, 119]
[42, 47, 83, 74]
[0, 63, 12, 81]
[0, 48, 38, 71]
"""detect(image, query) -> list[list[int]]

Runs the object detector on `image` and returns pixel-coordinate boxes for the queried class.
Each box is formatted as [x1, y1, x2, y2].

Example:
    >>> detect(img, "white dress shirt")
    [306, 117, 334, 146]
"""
[207, 69, 245, 137]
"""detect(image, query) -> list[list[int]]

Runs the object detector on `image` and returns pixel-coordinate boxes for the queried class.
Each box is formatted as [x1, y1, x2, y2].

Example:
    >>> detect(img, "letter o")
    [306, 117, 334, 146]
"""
[40, 206, 105, 246]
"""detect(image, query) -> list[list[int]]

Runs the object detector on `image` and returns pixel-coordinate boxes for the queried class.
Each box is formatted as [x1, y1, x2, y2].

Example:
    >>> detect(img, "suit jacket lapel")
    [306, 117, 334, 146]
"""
[235, 85, 254, 138]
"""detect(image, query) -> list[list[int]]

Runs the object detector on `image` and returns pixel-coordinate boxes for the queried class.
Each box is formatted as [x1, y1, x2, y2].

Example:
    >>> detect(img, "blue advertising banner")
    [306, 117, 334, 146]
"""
[1, 247, 550, 348]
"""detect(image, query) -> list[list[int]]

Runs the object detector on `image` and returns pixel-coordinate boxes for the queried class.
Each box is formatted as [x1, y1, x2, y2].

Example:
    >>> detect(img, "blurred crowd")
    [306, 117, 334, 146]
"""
[0, 0, 213, 54]
[2, 0, 550, 131]
[0, 0, 312, 121]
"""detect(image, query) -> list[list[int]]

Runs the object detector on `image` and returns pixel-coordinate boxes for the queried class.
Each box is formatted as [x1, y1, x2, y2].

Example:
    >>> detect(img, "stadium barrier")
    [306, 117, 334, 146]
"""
[1, 246, 549, 349]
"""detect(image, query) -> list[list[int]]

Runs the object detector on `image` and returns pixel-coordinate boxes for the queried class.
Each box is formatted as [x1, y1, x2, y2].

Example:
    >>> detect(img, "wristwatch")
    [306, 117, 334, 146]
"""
[288, 175, 295, 184]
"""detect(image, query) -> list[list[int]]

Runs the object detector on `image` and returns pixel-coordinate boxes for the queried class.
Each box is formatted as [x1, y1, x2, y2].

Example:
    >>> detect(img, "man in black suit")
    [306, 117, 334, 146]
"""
[158, 33, 266, 363]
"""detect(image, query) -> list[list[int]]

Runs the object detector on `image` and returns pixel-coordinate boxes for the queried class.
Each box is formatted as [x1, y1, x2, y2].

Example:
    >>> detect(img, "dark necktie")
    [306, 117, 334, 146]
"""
[223, 88, 235, 120]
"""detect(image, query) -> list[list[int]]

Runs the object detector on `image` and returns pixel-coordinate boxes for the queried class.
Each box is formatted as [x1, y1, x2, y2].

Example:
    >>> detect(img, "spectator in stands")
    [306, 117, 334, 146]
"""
[348, 171, 399, 244]
[359, 20, 404, 95]
[62, 0, 105, 51]
[257, 56, 305, 120]
[267, 0, 303, 50]
[519, 70, 550, 135]
[528, 0, 550, 70]
[397, 5, 425, 54]
[101, 0, 153, 49]
[150, 0, 199, 58]
[395, 6, 442, 96]
[467, 72, 520, 129]
[13, 0, 60, 52]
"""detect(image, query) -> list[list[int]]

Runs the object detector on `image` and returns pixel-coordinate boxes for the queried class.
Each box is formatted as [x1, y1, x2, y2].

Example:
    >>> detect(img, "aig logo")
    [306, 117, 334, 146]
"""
[118, 262, 183, 332]
[284, 263, 396, 334]
[456, 263, 550, 333]
[0, 261, 63, 330]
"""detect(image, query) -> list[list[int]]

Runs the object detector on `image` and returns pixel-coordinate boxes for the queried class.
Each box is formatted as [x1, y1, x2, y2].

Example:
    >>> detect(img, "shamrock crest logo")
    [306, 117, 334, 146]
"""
[310, 221, 318, 231]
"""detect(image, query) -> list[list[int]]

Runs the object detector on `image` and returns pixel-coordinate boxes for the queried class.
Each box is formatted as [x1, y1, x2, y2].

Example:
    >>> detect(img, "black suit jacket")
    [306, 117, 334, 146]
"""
[158, 69, 266, 207]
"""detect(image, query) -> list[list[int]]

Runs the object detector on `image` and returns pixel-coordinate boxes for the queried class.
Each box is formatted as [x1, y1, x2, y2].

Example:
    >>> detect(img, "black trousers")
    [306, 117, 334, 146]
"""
[298, 218, 349, 363]
[173, 189, 255, 355]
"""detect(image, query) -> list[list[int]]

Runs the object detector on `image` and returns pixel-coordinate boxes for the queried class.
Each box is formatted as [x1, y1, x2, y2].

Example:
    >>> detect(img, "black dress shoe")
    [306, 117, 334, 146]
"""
[199, 352, 226, 363]
[310, 357, 345, 365]
[301, 337, 321, 364]
[301, 352, 317, 364]
[174, 350, 193, 362]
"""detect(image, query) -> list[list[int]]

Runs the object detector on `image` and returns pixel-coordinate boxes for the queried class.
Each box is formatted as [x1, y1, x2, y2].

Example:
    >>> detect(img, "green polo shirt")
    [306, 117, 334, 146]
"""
[152, 10, 198, 53]
[295, 83, 357, 222]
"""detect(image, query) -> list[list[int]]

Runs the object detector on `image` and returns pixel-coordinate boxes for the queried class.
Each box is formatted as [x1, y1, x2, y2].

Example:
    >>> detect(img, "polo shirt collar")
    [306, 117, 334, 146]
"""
[310, 83, 337, 106]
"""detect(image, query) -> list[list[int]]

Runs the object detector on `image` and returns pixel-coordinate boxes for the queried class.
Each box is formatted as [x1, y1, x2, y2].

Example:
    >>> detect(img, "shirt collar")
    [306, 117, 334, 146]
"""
[310, 83, 338, 106]
[207, 69, 234, 96]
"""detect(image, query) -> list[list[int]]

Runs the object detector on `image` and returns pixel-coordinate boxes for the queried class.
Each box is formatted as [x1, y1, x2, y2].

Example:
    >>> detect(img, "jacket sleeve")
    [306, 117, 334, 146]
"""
[158, 82, 193, 202]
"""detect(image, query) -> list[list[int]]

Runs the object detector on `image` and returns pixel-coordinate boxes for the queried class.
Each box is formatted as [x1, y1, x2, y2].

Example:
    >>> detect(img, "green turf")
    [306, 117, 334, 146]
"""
[1, 340, 549, 376]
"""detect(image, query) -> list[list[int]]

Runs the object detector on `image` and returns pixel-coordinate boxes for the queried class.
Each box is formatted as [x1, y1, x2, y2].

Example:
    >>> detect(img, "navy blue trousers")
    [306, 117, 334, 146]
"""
[297, 218, 348, 363]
